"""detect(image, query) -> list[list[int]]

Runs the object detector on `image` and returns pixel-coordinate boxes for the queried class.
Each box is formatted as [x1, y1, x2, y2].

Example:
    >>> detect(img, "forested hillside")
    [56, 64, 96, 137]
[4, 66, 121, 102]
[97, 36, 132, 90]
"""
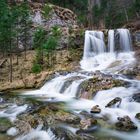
[48, 0, 140, 28]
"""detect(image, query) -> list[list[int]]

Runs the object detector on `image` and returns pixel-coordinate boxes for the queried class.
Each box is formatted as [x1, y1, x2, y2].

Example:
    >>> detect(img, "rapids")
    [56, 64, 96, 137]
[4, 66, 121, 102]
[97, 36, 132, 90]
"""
[0, 29, 140, 140]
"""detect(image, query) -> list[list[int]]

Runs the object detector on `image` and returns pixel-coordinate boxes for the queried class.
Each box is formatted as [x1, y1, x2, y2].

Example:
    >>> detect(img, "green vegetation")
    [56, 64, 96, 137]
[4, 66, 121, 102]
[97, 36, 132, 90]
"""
[32, 25, 61, 73]
[32, 63, 42, 74]
[0, 0, 30, 82]
[42, 4, 53, 19]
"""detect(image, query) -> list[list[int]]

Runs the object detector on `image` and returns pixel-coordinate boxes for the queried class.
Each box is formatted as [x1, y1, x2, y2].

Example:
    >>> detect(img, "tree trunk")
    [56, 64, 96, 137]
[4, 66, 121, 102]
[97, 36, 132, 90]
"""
[9, 39, 13, 83]
[24, 20, 27, 61]
[124, 8, 129, 22]
[87, 0, 94, 29]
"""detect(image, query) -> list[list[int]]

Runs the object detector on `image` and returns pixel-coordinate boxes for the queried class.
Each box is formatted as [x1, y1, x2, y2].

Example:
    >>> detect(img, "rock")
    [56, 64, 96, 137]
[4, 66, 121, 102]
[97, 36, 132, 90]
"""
[115, 116, 137, 131]
[55, 111, 80, 124]
[14, 120, 32, 134]
[78, 73, 125, 99]
[59, 76, 84, 93]
[80, 118, 97, 130]
[134, 31, 140, 49]
[0, 118, 12, 133]
[132, 93, 140, 103]
[90, 105, 101, 113]
[105, 97, 122, 108]
[135, 113, 140, 120]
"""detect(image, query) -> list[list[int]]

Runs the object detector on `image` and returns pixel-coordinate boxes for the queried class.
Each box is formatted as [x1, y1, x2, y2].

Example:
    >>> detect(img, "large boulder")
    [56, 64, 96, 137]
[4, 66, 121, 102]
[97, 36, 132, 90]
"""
[78, 72, 125, 99]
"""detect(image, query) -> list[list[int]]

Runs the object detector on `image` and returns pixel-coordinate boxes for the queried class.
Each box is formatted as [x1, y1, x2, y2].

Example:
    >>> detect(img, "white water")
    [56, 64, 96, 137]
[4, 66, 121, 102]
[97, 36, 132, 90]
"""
[117, 29, 132, 52]
[16, 128, 59, 140]
[83, 31, 105, 59]
[0, 104, 27, 122]
[3, 28, 138, 140]
[23, 73, 90, 100]
[108, 30, 115, 52]
[80, 29, 135, 72]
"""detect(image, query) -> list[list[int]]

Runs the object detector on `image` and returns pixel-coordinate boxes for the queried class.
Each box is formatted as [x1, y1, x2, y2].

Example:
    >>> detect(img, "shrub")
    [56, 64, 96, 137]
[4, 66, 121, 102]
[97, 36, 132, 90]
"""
[32, 63, 42, 74]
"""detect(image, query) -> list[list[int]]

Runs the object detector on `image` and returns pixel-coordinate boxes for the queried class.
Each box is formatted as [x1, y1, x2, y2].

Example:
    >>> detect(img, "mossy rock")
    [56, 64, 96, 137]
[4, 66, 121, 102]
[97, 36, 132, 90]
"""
[0, 118, 12, 133]
[78, 75, 125, 99]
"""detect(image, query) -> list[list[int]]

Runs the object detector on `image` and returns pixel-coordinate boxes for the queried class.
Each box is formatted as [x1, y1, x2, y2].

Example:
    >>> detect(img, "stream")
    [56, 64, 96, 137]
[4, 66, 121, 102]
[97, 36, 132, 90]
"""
[0, 29, 140, 140]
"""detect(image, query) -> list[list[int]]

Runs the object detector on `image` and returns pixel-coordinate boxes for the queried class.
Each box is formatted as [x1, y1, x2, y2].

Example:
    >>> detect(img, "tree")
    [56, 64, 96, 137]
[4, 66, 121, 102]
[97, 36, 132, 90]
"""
[0, 0, 15, 82]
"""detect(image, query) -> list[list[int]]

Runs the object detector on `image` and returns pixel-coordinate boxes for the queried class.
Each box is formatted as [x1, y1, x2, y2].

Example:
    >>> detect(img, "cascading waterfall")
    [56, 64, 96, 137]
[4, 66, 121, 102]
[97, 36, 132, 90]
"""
[117, 29, 132, 52]
[83, 31, 105, 59]
[108, 30, 115, 53]
[2, 28, 140, 140]
[80, 28, 135, 72]
[23, 73, 90, 100]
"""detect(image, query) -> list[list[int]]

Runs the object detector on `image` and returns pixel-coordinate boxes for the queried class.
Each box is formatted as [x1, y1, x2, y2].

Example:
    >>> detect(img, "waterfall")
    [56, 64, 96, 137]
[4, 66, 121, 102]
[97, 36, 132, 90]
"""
[80, 28, 135, 72]
[23, 73, 89, 100]
[18, 28, 139, 140]
[108, 30, 115, 53]
[83, 31, 105, 59]
[117, 29, 132, 52]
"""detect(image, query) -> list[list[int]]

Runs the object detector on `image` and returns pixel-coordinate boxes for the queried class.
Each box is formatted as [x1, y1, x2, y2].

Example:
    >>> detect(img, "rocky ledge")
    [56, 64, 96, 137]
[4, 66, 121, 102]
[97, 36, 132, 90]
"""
[78, 72, 125, 99]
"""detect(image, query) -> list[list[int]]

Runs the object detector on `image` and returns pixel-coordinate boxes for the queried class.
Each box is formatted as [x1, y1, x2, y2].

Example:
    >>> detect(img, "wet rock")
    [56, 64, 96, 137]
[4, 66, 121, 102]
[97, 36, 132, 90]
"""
[115, 116, 137, 131]
[90, 105, 101, 113]
[0, 118, 12, 133]
[80, 91, 91, 99]
[76, 126, 99, 134]
[55, 111, 80, 124]
[132, 93, 140, 103]
[135, 113, 140, 120]
[105, 97, 122, 108]
[78, 73, 125, 99]
[14, 120, 32, 135]
[53, 126, 96, 140]
[17, 113, 48, 130]
[80, 118, 97, 130]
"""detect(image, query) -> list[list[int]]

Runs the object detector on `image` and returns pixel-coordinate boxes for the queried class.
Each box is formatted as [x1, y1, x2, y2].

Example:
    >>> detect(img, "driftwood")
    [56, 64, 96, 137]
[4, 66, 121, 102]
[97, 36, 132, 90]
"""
[0, 59, 8, 68]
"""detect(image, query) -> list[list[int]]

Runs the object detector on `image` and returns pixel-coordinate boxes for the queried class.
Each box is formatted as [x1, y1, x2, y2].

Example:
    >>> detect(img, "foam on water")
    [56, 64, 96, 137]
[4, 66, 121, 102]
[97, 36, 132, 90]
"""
[16, 128, 59, 140]
[0, 104, 27, 121]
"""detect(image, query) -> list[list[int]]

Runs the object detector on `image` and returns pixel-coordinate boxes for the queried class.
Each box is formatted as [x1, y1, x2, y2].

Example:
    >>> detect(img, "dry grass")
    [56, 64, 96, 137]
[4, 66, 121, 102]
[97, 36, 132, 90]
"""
[0, 48, 82, 91]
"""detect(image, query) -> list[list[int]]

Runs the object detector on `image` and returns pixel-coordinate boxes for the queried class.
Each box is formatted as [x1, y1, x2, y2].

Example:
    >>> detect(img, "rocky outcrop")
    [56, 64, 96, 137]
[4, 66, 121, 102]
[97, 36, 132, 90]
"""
[115, 116, 137, 131]
[78, 72, 125, 99]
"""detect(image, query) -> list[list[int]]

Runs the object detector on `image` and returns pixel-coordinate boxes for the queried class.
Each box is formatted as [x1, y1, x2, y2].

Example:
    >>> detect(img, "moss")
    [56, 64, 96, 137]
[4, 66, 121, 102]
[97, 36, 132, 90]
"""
[0, 118, 12, 133]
